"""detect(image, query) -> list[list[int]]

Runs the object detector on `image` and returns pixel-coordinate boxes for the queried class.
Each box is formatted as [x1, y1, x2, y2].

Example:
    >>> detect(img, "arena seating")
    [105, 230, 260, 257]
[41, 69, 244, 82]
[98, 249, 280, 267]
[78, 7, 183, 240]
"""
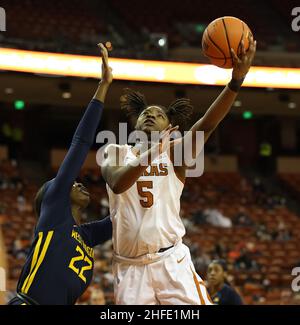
[108, 0, 298, 51]
[2, 0, 299, 55]
[3, 0, 110, 54]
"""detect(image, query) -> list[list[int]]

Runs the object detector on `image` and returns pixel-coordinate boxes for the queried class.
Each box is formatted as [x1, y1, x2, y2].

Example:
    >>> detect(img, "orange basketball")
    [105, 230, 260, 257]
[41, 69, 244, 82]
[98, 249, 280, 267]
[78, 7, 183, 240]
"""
[202, 16, 253, 69]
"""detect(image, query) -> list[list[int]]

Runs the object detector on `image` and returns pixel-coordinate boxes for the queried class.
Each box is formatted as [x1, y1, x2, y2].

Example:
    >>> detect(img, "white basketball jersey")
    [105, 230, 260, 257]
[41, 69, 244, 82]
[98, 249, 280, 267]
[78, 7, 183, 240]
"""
[106, 144, 185, 258]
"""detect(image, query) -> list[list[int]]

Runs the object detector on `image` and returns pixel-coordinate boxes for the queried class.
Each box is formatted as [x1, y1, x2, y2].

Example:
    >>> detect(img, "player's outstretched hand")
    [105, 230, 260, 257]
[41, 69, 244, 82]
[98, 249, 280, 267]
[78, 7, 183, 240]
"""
[98, 43, 113, 85]
[231, 35, 256, 80]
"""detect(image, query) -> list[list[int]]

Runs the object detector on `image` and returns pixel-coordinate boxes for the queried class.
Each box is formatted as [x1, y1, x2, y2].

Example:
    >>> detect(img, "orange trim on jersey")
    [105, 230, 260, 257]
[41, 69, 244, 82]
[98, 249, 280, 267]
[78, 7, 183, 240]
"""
[191, 267, 206, 305]
[199, 280, 213, 304]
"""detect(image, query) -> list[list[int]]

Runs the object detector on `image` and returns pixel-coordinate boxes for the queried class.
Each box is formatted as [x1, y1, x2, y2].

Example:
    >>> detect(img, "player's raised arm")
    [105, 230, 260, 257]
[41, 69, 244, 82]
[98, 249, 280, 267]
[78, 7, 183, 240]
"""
[49, 44, 113, 196]
[174, 36, 256, 164]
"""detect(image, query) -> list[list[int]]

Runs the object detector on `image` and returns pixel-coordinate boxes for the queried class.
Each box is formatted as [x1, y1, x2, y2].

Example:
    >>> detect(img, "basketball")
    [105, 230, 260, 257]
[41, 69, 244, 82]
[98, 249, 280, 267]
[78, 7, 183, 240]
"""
[202, 16, 253, 68]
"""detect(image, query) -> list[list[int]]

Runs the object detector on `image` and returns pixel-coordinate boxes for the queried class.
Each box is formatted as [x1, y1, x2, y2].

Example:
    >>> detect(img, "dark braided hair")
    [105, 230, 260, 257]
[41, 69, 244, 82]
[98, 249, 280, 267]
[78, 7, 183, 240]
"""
[167, 98, 194, 127]
[120, 88, 147, 118]
[120, 88, 194, 129]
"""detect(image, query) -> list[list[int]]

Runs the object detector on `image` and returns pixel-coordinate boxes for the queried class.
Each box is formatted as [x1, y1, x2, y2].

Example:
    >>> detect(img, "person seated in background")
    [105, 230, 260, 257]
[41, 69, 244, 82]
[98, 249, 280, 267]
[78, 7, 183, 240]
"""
[207, 259, 243, 305]
[233, 207, 253, 227]
[204, 208, 232, 228]
[273, 219, 292, 241]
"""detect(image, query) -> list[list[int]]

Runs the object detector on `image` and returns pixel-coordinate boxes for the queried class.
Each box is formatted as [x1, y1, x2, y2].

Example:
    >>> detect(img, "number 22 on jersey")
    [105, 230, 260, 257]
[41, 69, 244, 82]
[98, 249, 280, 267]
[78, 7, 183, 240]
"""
[68, 245, 92, 283]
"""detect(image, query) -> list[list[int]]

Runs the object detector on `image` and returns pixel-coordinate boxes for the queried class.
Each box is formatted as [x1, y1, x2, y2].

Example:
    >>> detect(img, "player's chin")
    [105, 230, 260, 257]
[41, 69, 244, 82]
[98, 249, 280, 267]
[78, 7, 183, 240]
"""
[79, 194, 90, 208]
[142, 124, 158, 134]
[208, 278, 218, 286]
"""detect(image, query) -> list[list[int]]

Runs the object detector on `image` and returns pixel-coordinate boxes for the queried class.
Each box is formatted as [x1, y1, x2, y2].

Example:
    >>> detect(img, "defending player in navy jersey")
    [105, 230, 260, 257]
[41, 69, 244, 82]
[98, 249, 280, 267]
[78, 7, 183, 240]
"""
[8, 43, 113, 305]
[207, 260, 243, 305]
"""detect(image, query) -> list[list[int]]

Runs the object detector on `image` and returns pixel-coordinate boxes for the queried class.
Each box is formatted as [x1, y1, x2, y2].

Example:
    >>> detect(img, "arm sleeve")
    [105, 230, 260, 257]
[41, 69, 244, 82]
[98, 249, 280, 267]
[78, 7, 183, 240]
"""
[79, 216, 112, 247]
[51, 99, 104, 194]
[38, 99, 104, 228]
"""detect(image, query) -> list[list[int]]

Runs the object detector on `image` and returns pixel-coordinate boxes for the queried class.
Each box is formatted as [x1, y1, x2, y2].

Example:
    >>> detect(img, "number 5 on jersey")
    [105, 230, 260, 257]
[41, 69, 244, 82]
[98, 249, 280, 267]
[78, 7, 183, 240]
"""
[137, 181, 153, 208]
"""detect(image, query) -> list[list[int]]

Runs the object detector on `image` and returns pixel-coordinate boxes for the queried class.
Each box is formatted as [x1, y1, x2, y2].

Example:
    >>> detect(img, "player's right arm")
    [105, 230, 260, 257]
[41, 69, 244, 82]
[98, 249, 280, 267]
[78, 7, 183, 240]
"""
[170, 36, 256, 182]
[101, 126, 177, 194]
[48, 44, 112, 197]
[38, 44, 113, 228]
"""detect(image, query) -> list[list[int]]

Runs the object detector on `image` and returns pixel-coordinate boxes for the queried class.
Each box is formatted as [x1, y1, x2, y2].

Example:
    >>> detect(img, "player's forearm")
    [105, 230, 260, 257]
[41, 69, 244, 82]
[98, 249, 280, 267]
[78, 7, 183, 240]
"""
[177, 82, 241, 162]
[107, 143, 161, 194]
[193, 84, 238, 134]
[72, 99, 104, 145]
[54, 99, 104, 190]
[93, 81, 110, 103]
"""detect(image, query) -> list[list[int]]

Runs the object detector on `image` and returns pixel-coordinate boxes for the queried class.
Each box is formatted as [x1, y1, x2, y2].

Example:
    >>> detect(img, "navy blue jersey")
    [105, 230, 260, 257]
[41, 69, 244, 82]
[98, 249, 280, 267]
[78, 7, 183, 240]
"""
[13, 99, 112, 305]
[209, 284, 243, 305]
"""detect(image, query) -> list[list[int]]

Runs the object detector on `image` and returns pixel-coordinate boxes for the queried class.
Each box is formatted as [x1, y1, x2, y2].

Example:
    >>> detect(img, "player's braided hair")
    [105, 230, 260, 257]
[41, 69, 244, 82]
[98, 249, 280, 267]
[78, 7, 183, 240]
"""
[120, 88, 148, 118]
[167, 98, 194, 127]
[120, 88, 194, 127]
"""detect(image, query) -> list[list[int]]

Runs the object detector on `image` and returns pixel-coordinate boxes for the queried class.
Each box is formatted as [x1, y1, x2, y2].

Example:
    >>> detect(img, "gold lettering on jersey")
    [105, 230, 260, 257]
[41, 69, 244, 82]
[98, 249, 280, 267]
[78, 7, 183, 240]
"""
[71, 230, 94, 259]
[142, 163, 169, 177]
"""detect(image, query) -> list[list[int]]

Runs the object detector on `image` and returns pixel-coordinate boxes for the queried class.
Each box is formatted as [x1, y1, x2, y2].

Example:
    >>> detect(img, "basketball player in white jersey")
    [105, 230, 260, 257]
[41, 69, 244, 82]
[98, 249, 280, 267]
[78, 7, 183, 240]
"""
[101, 36, 256, 305]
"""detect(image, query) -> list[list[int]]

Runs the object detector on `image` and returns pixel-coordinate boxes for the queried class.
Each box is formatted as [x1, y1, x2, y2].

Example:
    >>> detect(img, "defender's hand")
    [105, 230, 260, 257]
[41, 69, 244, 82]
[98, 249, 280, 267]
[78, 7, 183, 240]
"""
[98, 43, 113, 85]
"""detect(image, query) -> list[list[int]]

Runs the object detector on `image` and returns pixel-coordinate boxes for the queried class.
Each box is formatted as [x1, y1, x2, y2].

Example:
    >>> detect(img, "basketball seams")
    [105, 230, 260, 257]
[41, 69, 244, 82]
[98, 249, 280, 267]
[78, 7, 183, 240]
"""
[221, 18, 233, 67]
[237, 21, 245, 57]
[202, 17, 252, 69]
[206, 29, 227, 67]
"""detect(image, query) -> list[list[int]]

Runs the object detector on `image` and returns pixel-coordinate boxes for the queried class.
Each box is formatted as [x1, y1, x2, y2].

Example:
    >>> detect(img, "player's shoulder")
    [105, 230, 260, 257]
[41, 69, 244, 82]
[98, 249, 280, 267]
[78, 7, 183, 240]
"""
[222, 283, 240, 296]
[222, 283, 233, 292]
[41, 178, 59, 200]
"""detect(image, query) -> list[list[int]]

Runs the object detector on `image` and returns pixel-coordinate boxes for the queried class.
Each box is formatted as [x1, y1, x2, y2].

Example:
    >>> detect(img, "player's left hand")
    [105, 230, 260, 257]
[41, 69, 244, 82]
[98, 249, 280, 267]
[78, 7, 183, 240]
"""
[231, 35, 256, 80]
[98, 43, 113, 85]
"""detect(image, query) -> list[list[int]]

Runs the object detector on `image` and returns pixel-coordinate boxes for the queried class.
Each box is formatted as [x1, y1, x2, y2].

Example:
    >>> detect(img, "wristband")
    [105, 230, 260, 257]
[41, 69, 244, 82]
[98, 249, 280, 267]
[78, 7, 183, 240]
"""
[228, 77, 245, 92]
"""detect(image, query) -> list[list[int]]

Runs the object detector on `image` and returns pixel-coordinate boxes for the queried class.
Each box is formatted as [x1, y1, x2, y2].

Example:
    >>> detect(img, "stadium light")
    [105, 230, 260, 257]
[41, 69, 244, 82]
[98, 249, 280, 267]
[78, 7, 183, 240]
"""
[158, 38, 166, 47]
[14, 100, 25, 110]
[288, 102, 296, 109]
[195, 24, 206, 33]
[4, 87, 13, 94]
[233, 100, 242, 107]
[243, 111, 253, 119]
[0, 48, 300, 89]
